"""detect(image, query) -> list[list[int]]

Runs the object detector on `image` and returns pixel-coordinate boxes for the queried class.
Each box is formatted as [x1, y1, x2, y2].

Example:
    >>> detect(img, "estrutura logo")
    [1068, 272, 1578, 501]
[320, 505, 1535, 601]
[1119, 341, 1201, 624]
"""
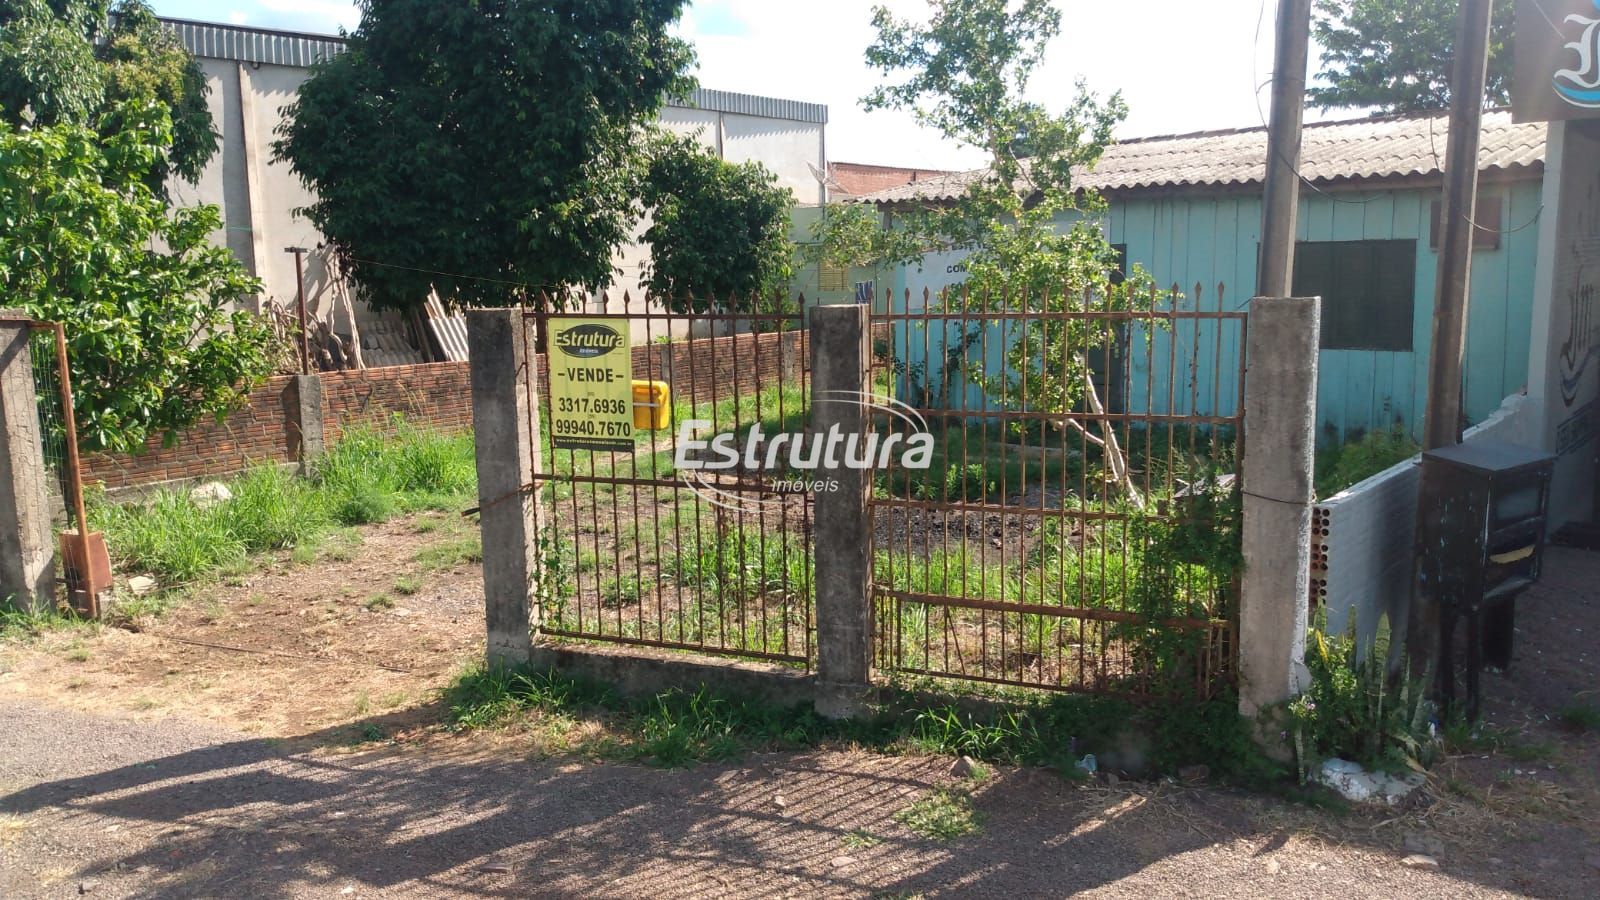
[673, 392, 935, 512]
[554, 323, 626, 358]
[1555, 0, 1600, 109]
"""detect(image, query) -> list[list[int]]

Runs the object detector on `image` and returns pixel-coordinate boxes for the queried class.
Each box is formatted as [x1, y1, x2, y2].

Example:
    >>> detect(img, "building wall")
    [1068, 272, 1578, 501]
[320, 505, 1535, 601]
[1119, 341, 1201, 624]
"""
[891, 178, 1546, 443]
[1527, 119, 1600, 528]
[160, 20, 827, 344]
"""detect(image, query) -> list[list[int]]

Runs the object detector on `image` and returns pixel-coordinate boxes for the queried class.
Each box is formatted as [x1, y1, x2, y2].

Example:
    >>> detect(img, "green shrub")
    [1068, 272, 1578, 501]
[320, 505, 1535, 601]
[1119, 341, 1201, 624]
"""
[1283, 618, 1437, 781]
[1315, 427, 1419, 499]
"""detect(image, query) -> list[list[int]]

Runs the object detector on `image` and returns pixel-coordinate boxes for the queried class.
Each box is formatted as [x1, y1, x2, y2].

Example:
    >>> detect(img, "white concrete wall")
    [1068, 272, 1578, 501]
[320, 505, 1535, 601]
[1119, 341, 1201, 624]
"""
[1313, 392, 1540, 650]
[1526, 119, 1600, 528]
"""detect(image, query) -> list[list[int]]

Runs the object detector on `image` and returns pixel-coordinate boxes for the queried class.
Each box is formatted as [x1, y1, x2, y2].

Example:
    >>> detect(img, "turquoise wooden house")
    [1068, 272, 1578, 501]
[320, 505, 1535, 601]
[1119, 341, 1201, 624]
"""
[853, 111, 1548, 445]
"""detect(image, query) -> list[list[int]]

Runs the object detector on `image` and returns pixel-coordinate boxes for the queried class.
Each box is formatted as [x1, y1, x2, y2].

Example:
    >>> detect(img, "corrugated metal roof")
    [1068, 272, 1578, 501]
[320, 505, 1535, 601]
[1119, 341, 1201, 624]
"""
[161, 17, 346, 68]
[854, 110, 1547, 205]
[159, 18, 826, 123]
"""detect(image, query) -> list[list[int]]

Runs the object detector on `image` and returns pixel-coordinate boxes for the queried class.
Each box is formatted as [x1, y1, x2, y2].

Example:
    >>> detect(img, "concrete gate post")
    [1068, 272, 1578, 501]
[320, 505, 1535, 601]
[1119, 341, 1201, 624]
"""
[466, 309, 544, 668]
[809, 304, 875, 718]
[1239, 296, 1321, 720]
[0, 311, 56, 614]
[285, 373, 325, 470]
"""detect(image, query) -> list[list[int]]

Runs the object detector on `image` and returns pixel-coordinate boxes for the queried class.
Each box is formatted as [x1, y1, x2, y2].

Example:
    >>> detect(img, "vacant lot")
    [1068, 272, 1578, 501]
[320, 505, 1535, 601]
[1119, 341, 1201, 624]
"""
[1, 511, 1598, 898]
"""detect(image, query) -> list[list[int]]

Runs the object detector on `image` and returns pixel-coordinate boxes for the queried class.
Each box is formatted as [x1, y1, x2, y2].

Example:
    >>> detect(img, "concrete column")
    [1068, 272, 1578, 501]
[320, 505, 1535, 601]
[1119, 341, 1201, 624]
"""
[466, 309, 544, 668]
[810, 304, 874, 718]
[1239, 296, 1320, 719]
[655, 343, 674, 393]
[0, 313, 56, 614]
[780, 330, 802, 383]
[284, 373, 324, 469]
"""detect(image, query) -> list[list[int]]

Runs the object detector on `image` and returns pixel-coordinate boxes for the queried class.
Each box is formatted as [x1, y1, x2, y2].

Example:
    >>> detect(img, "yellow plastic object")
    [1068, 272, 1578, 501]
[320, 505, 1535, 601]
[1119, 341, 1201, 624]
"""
[631, 379, 671, 430]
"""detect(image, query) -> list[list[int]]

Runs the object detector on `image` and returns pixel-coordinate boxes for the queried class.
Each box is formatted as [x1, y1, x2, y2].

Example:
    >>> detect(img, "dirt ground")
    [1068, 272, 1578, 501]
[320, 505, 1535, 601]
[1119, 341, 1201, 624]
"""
[1, 512, 1598, 898]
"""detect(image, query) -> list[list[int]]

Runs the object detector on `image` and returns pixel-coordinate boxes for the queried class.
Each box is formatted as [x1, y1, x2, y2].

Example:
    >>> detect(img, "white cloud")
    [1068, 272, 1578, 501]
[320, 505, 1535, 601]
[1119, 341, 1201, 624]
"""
[256, 0, 359, 33]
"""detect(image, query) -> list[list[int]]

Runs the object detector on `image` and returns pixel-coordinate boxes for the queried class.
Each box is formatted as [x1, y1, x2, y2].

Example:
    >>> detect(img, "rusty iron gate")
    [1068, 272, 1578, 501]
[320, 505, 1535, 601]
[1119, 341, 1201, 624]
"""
[522, 295, 815, 665]
[869, 284, 1247, 697]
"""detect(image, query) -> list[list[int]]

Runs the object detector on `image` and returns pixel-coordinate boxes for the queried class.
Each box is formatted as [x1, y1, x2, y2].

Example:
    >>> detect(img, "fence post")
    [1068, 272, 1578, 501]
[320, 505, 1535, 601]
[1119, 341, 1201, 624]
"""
[285, 373, 325, 470]
[810, 304, 875, 718]
[466, 308, 543, 668]
[0, 312, 56, 614]
[1239, 296, 1320, 721]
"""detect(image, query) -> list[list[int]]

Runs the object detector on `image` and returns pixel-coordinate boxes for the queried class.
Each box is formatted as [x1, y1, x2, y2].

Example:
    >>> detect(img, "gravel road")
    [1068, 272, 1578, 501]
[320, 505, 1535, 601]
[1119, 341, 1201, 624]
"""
[0, 698, 1571, 899]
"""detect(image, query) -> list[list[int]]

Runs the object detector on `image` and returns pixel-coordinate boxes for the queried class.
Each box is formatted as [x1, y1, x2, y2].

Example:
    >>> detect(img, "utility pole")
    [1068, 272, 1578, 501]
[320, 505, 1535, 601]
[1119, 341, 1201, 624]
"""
[1257, 0, 1312, 297]
[1421, 0, 1494, 450]
[1410, 0, 1496, 680]
[1238, 0, 1318, 722]
[286, 246, 310, 375]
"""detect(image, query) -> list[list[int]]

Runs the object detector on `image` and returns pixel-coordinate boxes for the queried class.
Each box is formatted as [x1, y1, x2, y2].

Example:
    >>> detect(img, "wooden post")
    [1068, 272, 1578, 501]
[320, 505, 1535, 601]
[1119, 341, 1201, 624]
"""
[1411, 0, 1496, 682]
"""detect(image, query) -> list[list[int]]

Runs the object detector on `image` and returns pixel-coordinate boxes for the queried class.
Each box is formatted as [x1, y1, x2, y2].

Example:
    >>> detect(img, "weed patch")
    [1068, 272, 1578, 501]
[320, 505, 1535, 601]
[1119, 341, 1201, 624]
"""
[895, 788, 981, 841]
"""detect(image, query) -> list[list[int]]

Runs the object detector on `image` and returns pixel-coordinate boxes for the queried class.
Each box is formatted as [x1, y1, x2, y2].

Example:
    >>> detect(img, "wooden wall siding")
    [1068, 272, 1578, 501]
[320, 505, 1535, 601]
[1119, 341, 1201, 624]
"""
[1105, 179, 1543, 444]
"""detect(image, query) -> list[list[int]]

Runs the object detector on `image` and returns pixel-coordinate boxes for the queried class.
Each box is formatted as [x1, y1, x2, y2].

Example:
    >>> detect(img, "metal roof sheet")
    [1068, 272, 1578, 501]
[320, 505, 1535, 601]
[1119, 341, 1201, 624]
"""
[854, 110, 1547, 205]
[159, 18, 826, 124]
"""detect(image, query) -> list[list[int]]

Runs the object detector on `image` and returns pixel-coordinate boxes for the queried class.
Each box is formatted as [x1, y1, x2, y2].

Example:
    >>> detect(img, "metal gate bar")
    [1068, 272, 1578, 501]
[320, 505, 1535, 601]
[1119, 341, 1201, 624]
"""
[869, 283, 1246, 697]
[522, 293, 815, 665]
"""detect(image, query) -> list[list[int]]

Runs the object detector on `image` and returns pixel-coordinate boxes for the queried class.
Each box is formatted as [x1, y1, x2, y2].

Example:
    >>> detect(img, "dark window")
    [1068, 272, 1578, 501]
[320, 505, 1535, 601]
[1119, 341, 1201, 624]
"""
[1292, 240, 1416, 352]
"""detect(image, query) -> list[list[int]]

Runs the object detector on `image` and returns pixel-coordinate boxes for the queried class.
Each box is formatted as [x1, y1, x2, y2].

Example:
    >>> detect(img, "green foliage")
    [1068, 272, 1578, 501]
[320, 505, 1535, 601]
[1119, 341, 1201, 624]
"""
[0, 104, 273, 453]
[840, 0, 1155, 505]
[639, 132, 795, 311]
[1310, 0, 1514, 113]
[1284, 619, 1438, 781]
[275, 0, 695, 311]
[0, 0, 217, 188]
[895, 788, 982, 841]
[92, 425, 477, 584]
[444, 662, 1277, 782]
[1314, 426, 1419, 499]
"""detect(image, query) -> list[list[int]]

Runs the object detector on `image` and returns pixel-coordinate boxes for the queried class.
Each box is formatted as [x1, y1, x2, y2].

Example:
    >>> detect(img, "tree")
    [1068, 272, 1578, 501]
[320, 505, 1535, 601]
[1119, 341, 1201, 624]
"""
[0, 103, 273, 453]
[275, 0, 695, 312]
[822, 0, 1151, 505]
[1310, 0, 1515, 113]
[638, 132, 795, 313]
[0, 0, 218, 189]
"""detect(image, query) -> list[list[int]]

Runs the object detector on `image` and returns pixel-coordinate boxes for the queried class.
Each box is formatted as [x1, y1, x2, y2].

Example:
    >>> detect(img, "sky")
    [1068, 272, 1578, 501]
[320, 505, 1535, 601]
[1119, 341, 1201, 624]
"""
[149, 0, 1329, 172]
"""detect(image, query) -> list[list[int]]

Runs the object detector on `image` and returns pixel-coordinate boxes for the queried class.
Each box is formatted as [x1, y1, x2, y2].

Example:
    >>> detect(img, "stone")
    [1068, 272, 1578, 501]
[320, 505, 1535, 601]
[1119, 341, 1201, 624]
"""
[949, 756, 978, 778]
[1400, 854, 1439, 869]
[830, 856, 857, 870]
[773, 793, 787, 809]
[188, 482, 232, 508]
[127, 575, 157, 596]
[1314, 758, 1425, 806]
[1264, 859, 1281, 875]
[78, 881, 98, 894]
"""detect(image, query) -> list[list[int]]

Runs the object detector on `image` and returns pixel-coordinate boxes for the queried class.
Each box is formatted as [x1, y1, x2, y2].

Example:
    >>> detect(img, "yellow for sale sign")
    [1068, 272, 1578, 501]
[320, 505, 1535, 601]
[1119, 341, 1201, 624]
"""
[547, 318, 634, 452]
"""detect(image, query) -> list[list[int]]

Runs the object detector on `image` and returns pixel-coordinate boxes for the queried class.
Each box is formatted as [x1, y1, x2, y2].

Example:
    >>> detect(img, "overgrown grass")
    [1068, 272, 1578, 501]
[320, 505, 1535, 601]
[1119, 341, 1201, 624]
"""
[91, 422, 477, 587]
[442, 663, 1276, 781]
[1314, 426, 1419, 500]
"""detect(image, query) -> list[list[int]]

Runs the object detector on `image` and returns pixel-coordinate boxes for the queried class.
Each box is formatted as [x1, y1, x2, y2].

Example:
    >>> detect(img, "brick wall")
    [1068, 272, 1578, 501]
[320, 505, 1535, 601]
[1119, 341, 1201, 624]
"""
[81, 362, 474, 492]
[80, 328, 812, 493]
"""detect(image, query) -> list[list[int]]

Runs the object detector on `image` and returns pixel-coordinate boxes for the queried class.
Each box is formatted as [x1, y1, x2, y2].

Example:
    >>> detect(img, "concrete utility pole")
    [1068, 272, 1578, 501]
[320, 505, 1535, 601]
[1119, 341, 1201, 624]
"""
[1238, 0, 1318, 723]
[1411, 0, 1497, 679]
[1257, 0, 1312, 297]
